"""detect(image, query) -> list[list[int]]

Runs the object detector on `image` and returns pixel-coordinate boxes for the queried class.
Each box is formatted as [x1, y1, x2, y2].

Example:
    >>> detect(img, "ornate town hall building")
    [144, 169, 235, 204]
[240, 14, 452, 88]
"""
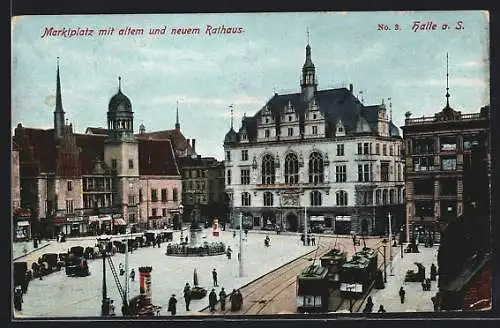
[13, 61, 182, 238]
[223, 42, 405, 235]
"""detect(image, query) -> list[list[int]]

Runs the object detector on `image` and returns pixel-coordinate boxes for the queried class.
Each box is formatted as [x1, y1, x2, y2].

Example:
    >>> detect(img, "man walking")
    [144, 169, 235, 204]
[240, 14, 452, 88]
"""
[130, 268, 135, 282]
[183, 282, 191, 311]
[219, 287, 227, 311]
[209, 288, 218, 312]
[399, 287, 406, 304]
[212, 268, 218, 287]
[168, 294, 177, 315]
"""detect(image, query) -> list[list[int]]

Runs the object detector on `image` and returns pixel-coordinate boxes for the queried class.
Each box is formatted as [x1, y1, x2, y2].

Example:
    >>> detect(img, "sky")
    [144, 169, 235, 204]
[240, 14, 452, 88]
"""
[11, 11, 490, 160]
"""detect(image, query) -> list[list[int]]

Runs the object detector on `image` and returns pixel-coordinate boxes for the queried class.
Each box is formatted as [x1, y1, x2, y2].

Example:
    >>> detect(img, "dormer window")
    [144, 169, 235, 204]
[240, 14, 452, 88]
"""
[338, 127, 343, 132]
[265, 130, 270, 138]
[313, 114, 317, 119]
[265, 117, 269, 124]
[288, 116, 292, 122]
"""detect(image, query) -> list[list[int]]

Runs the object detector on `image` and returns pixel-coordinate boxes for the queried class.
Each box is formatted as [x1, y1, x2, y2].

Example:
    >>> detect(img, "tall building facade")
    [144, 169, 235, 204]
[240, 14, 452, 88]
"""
[13, 61, 181, 237]
[223, 42, 404, 235]
[401, 100, 490, 242]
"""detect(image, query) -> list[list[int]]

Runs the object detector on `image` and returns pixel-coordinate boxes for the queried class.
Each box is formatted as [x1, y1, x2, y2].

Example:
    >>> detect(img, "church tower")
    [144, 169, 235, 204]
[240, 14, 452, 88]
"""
[53, 57, 65, 140]
[104, 77, 139, 223]
[300, 32, 317, 103]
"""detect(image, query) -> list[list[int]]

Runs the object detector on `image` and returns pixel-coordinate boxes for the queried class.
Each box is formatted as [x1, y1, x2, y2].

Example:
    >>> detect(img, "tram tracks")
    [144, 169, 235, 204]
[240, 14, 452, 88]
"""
[203, 239, 333, 315]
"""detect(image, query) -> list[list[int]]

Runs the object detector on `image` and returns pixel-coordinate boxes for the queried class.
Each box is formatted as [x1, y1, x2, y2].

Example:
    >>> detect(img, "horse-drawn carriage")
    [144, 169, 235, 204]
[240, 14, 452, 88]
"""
[65, 246, 90, 277]
[404, 262, 426, 282]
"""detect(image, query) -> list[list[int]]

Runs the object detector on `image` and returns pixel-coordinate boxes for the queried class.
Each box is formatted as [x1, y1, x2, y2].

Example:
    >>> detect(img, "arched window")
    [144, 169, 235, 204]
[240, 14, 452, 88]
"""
[261, 154, 275, 185]
[389, 189, 395, 204]
[263, 192, 274, 206]
[382, 189, 388, 205]
[310, 191, 322, 206]
[284, 153, 299, 185]
[309, 152, 324, 184]
[241, 192, 251, 206]
[375, 190, 381, 205]
[336, 190, 348, 206]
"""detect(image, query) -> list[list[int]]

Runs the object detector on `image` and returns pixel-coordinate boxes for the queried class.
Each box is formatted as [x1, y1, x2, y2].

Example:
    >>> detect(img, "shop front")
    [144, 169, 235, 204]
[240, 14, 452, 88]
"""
[112, 214, 127, 234]
[53, 215, 88, 236]
[13, 208, 32, 241]
[309, 216, 325, 233]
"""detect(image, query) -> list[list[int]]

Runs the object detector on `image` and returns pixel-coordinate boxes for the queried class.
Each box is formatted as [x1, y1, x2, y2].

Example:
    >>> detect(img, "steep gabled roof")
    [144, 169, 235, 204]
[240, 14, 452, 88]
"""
[85, 127, 108, 136]
[135, 128, 194, 154]
[13, 126, 57, 174]
[74, 133, 106, 175]
[138, 138, 180, 176]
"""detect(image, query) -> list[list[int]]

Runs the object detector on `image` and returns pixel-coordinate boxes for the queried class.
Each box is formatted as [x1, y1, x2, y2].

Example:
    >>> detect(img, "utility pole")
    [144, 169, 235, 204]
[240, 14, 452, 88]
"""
[124, 230, 129, 314]
[388, 212, 393, 276]
[383, 244, 387, 283]
[239, 212, 244, 277]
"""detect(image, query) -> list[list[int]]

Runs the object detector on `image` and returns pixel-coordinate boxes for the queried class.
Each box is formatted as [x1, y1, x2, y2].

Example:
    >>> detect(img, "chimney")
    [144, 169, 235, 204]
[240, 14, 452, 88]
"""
[187, 139, 190, 146]
[349, 84, 353, 93]
[192, 139, 196, 152]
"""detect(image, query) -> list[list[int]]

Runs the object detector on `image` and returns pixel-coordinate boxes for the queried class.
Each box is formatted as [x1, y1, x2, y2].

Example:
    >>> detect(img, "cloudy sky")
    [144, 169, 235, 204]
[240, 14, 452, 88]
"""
[12, 11, 489, 160]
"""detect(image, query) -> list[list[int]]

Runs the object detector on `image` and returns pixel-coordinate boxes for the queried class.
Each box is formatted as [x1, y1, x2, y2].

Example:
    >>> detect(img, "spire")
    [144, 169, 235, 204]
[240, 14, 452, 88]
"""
[175, 100, 180, 129]
[230, 104, 234, 130]
[445, 52, 450, 108]
[118, 76, 122, 92]
[55, 57, 64, 113]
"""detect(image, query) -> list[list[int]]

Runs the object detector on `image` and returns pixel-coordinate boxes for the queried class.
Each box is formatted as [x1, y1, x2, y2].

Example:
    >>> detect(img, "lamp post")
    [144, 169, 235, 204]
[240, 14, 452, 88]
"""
[97, 235, 111, 316]
[239, 212, 244, 277]
[388, 212, 393, 276]
[304, 205, 308, 245]
[178, 204, 184, 240]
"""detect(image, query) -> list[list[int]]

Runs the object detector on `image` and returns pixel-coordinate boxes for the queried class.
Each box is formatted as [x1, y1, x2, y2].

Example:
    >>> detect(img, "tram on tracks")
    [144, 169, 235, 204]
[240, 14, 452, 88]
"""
[339, 253, 373, 297]
[319, 249, 347, 288]
[296, 265, 329, 313]
[355, 247, 378, 281]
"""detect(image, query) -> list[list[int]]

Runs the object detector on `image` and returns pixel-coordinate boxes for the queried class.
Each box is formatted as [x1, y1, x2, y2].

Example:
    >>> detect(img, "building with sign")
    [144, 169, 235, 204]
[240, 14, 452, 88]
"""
[13, 61, 181, 237]
[223, 41, 404, 235]
[401, 97, 490, 242]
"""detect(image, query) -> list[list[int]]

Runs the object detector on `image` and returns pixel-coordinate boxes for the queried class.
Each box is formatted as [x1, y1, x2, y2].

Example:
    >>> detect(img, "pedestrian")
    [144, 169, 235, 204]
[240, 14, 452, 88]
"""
[430, 263, 437, 281]
[209, 288, 218, 312]
[109, 300, 116, 316]
[311, 235, 316, 246]
[235, 289, 243, 310]
[244, 229, 248, 238]
[130, 268, 135, 282]
[301, 234, 305, 246]
[14, 287, 23, 311]
[399, 287, 406, 304]
[219, 287, 227, 311]
[363, 296, 374, 313]
[378, 305, 386, 313]
[185, 236, 188, 244]
[119, 263, 125, 276]
[212, 268, 218, 286]
[431, 296, 438, 311]
[306, 236, 311, 246]
[230, 289, 238, 311]
[168, 294, 177, 315]
[233, 230, 236, 238]
[21, 274, 29, 294]
[183, 282, 191, 311]
[226, 246, 232, 259]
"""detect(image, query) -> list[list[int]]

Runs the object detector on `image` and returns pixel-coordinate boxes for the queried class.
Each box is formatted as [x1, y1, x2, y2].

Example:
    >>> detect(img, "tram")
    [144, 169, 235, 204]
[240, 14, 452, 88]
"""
[355, 247, 378, 281]
[296, 265, 329, 313]
[320, 249, 347, 287]
[339, 254, 371, 297]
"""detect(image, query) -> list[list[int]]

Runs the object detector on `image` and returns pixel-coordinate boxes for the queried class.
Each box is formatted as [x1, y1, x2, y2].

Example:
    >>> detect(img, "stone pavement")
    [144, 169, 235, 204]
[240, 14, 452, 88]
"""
[360, 244, 439, 313]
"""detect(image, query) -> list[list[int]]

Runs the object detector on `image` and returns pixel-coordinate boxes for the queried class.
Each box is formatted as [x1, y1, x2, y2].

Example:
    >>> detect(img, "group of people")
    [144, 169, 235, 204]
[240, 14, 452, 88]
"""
[300, 234, 316, 246]
[167, 285, 243, 315]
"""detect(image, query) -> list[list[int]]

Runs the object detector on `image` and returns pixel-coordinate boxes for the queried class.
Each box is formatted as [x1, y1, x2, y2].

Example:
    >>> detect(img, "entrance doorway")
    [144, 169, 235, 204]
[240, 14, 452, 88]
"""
[286, 213, 298, 232]
[361, 219, 369, 235]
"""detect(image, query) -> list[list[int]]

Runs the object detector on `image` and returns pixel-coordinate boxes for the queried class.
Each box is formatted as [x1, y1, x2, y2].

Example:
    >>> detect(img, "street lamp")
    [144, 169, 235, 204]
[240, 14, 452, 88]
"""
[178, 204, 184, 240]
[97, 235, 111, 316]
[388, 212, 394, 276]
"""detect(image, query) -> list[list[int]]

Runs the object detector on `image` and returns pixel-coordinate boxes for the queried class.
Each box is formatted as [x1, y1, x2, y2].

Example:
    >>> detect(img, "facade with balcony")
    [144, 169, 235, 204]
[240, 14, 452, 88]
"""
[223, 41, 404, 235]
[401, 104, 490, 242]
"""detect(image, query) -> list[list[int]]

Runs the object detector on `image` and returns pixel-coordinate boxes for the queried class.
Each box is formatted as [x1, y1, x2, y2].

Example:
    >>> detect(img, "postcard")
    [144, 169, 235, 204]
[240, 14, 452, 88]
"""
[11, 11, 491, 319]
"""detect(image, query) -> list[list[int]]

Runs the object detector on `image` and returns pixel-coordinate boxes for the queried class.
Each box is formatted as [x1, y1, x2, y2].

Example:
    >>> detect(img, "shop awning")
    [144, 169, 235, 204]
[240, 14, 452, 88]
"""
[335, 216, 351, 222]
[99, 215, 112, 221]
[17, 221, 30, 227]
[113, 218, 127, 226]
[13, 208, 31, 217]
[310, 216, 324, 222]
[89, 216, 100, 222]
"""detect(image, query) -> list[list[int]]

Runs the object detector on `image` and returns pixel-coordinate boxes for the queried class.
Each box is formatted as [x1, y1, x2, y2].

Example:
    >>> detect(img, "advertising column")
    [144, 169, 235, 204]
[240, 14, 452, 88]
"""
[139, 266, 153, 306]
